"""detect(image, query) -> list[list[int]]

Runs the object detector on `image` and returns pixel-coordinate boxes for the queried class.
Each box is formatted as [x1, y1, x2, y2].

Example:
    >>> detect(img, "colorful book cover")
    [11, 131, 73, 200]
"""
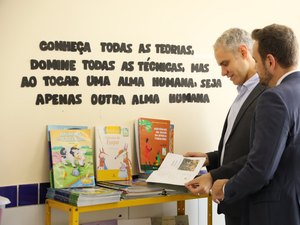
[47, 125, 88, 186]
[136, 118, 171, 173]
[50, 129, 95, 188]
[95, 125, 132, 181]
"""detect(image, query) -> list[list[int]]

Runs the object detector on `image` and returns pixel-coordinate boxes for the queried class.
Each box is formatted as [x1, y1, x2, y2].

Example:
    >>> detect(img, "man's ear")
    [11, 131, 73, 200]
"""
[239, 45, 248, 58]
[266, 54, 276, 71]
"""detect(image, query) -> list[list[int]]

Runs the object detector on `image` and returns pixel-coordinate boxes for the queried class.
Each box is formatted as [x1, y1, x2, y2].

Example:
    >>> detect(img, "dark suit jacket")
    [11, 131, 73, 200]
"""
[224, 71, 300, 225]
[206, 83, 266, 217]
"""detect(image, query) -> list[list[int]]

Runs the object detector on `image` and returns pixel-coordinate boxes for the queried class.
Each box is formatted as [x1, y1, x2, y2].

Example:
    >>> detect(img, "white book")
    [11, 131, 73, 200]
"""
[146, 153, 205, 186]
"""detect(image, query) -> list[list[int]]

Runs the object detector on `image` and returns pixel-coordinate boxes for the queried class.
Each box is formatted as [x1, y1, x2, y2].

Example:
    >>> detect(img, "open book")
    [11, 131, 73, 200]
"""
[146, 153, 206, 186]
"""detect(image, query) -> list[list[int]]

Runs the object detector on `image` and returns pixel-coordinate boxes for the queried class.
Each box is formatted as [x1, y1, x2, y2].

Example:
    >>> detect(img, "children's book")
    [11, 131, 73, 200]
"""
[135, 118, 171, 173]
[146, 153, 205, 187]
[49, 129, 95, 188]
[47, 125, 88, 186]
[95, 125, 132, 181]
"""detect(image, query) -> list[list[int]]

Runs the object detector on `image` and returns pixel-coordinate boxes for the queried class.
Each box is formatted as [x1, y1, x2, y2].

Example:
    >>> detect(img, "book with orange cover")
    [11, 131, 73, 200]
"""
[135, 117, 171, 173]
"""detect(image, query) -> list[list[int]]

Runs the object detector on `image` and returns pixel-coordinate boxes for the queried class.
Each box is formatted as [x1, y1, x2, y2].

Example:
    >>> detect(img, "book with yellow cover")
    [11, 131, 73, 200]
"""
[95, 125, 132, 181]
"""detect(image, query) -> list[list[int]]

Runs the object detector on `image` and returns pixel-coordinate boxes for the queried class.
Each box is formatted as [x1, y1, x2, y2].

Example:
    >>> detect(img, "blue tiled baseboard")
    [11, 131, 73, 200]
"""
[0, 182, 50, 208]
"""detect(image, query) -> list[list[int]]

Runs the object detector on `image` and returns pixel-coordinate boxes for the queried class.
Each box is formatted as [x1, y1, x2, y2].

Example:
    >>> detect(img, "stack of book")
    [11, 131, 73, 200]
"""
[97, 178, 181, 199]
[46, 186, 122, 206]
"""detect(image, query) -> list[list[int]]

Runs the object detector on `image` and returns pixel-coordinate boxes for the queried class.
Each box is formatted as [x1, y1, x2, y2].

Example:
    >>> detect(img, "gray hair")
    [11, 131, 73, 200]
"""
[213, 28, 253, 54]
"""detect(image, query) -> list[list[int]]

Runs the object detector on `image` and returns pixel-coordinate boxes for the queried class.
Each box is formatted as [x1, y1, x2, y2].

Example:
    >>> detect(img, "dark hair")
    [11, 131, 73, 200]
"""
[251, 24, 299, 68]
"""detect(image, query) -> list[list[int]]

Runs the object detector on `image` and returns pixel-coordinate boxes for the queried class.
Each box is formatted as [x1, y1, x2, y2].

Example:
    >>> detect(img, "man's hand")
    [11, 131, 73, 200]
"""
[184, 152, 209, 166]
[211, 179, 229, 204]
[185, 173, 213, 195]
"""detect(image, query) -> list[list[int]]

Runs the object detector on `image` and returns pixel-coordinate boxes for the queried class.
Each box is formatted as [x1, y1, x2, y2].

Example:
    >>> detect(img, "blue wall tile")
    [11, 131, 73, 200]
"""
[18, 183, 38, 206]
[0, 186, 17, 208]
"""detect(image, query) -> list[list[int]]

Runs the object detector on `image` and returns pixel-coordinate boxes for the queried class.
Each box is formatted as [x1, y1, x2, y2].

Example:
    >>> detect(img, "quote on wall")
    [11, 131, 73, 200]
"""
[20, 41, 223, 106]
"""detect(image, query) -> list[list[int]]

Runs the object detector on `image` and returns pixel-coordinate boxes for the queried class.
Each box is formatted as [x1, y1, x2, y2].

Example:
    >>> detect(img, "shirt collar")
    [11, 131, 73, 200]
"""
[276, 70, 300, 86]
[237, 74, 259, 93]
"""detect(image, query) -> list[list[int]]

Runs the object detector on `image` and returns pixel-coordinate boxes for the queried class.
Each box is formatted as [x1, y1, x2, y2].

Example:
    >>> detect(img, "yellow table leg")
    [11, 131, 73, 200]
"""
[69, 206, 79, 225]
[45, 200, 51, 225]
[177, 200, 185, 215]
[207, 196, 212, 225]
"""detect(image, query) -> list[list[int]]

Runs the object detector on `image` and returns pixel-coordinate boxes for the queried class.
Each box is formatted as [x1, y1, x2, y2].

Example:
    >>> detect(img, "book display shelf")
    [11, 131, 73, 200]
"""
[45, 193, 212, 225]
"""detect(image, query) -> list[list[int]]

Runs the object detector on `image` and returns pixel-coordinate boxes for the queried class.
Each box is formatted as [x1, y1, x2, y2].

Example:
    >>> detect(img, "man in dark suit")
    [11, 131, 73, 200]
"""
[212, 24, 300, 225]
[184, 28, 266, 225]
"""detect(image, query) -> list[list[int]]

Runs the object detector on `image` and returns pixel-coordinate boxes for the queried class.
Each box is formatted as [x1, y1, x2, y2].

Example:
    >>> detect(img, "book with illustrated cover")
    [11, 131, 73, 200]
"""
[49, 129, 95, 188]
[95, 125, 132, 181]
[47, 125, 88, 186]
[146, 153, 205, 187]
[135, 118, 171, 173]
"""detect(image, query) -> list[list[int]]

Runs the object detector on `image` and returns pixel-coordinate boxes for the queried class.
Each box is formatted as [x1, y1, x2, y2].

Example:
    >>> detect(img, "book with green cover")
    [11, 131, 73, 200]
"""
[47, 125, 88, 187]
[49, 129, 95, 188]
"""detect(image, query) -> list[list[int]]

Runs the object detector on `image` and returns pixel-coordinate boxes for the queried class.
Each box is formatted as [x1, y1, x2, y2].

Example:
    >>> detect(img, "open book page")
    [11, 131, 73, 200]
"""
[146, 153, 206, 186]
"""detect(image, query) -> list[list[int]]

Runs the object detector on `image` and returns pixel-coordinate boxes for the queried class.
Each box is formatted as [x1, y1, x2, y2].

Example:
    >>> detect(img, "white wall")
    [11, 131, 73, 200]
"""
[1, 0, 300, 224]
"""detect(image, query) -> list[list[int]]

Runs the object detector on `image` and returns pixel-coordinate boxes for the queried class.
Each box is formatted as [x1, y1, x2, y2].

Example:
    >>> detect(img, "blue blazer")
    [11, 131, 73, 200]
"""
[224, 71, 300, 225]
[207, 83, 266, 217]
